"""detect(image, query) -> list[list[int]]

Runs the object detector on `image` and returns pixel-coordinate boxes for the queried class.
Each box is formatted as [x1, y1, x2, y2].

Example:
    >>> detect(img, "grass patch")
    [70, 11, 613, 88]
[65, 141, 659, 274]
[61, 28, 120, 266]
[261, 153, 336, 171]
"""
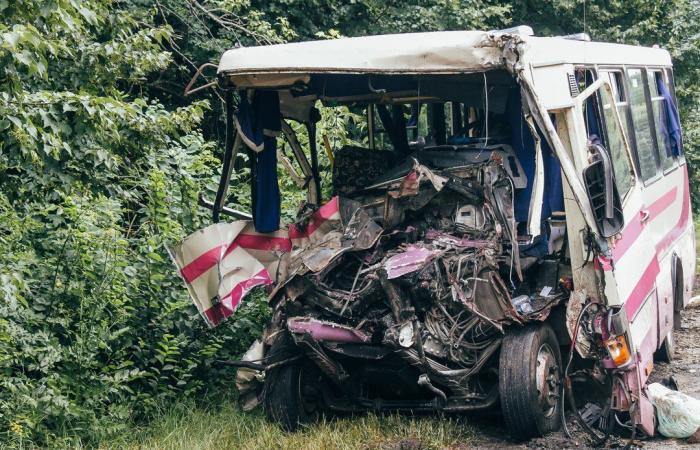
[94, 397, 479, 450]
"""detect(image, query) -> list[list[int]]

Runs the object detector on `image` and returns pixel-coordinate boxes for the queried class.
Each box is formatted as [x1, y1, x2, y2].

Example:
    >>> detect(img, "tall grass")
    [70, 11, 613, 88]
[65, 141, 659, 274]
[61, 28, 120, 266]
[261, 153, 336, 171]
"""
[94, 397, 481, 450]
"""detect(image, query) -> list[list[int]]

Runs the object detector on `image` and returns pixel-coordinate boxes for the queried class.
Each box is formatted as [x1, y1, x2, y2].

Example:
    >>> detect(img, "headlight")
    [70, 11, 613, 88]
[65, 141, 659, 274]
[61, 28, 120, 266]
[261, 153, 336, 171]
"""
[604, 335, 632, 367]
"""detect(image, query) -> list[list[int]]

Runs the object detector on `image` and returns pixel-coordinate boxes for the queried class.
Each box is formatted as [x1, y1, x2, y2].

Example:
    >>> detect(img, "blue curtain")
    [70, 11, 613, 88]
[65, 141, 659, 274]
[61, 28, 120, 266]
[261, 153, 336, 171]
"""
[236, 90, 281, 233]
[656, 77, 683, 157]
[506, 87, 563, 224]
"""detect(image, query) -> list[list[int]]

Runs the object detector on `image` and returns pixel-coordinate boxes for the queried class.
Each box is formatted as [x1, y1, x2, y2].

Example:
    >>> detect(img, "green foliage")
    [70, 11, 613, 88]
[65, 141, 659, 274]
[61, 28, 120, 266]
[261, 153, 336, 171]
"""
[258, 0, 509, 38]
[0, 0, 271, 446]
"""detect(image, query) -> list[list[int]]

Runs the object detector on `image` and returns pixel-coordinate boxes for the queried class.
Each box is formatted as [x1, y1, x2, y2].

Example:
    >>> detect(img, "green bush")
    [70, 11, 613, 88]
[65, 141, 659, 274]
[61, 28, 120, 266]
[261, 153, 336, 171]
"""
[0, 1, 273, 446]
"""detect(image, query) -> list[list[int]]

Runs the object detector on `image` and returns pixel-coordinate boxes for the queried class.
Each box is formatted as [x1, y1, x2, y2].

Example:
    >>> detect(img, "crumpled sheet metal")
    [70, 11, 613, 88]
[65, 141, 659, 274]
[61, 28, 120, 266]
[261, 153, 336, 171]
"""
[172, 196, 381, 327]
[297, 231, 347, 273]
[287, 316, 371, 343]
[235, 339, 264, 411]
[424, 229, 496, 249]
[341, 201, 383, 251]
[384, 246, 441, 279]
[372, 159, 448, 198]
[565, 289, 595, 357]
[170, 221, 287, 327]
[288, 196, 342, 249]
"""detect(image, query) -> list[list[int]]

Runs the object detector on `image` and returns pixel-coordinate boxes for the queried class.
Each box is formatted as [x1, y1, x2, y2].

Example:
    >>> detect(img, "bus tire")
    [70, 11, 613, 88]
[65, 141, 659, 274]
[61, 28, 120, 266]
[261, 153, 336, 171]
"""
[655, 330, 675, 363]
[499, 323, 562, 441]
[263, 335, 322, 431]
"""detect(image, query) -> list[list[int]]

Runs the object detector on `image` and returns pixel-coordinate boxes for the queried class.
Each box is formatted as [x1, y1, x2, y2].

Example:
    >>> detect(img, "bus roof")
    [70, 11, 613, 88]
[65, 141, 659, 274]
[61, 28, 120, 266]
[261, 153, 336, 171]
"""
[217, 30, 672, 88]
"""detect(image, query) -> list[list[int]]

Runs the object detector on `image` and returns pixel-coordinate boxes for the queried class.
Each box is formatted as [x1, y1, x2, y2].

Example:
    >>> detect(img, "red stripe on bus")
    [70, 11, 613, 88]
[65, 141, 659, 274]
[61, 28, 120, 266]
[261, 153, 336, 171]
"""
[234, 234, 292, 252]
[288, 196, 340, 239]
[180, 242, 239, 283]
[202, 268, 271, 326]
[203, 304, 231, 326]
[218, 268, 272, 309]
[180, 244, 226, 283]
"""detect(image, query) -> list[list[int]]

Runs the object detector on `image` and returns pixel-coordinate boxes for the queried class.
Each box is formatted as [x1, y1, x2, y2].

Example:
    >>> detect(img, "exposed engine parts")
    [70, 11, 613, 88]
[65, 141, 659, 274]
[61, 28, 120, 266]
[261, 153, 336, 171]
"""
[260, 153, 570, 410]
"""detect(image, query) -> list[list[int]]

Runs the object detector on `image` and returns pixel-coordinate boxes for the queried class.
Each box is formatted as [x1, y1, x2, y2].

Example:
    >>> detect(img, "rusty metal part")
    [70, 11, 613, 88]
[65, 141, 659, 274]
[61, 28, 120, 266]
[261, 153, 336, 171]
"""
[293, 332, 349, 384]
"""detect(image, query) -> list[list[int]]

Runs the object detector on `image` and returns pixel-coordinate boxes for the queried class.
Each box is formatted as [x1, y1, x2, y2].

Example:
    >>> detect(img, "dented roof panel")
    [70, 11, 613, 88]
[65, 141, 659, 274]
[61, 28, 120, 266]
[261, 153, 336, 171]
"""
[218, 31, 503, 77]
[218, 30, 672, 89]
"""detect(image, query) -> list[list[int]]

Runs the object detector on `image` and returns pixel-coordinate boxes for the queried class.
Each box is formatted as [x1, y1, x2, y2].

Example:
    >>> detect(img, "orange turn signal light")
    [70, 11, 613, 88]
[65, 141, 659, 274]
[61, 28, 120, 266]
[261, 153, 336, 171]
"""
[604, 335, 632, 367]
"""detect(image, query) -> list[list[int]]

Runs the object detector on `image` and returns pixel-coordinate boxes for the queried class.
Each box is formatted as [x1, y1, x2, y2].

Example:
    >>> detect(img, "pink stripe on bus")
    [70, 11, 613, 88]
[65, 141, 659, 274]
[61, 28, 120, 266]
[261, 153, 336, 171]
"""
[625, 257, 660, 319]
[613, 169, 687, 262]
[612, 214, 643, 261]
[647, 186, 678, 217]
[655, 168, 690, 256]
[620, 168, 690, 319]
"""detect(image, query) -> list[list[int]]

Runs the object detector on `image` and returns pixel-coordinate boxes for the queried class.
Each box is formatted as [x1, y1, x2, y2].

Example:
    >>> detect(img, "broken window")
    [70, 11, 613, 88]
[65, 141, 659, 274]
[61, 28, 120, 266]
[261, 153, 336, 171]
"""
[599, 71, 635, 196]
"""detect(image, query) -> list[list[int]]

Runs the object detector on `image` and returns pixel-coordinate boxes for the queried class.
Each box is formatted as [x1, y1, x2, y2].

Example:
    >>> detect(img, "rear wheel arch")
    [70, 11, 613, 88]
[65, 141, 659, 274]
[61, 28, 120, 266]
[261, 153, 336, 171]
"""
[655, 254, 684, 362]
[672, 253, 684, 324]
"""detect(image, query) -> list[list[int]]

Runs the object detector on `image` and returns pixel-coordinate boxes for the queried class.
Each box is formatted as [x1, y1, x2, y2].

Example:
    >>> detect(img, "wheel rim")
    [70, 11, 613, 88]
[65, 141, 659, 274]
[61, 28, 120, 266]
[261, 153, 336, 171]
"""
[535, 343, 560, 418]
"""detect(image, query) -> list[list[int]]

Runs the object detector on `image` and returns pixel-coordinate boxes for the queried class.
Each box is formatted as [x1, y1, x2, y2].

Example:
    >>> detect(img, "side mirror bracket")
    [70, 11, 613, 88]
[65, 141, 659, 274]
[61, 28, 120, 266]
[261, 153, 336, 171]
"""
[582, 143, 624, 238]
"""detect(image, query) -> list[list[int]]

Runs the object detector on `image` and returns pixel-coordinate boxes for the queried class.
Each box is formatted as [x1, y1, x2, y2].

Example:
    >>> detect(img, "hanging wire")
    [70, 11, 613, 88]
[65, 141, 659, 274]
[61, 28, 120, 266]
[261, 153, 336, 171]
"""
[483, 72, 489, 147]
[477, 72, 490, 159]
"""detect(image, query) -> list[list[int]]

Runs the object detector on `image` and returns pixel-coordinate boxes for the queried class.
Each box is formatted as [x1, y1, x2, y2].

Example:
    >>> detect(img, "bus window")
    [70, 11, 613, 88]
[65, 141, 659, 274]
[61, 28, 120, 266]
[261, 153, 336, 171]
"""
[626, 68, 659, 182]
[599, 75, 635, 196]
[649, 70, 678, 170]
[666, 69, 685, 163]
[577, 69, 604, 138]
[602, 71, 632, 139]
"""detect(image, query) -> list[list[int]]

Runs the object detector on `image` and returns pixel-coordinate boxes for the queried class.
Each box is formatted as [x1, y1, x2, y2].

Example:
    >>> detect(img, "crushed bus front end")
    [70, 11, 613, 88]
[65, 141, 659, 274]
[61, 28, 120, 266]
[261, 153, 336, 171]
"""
[172, 28, 694, 441]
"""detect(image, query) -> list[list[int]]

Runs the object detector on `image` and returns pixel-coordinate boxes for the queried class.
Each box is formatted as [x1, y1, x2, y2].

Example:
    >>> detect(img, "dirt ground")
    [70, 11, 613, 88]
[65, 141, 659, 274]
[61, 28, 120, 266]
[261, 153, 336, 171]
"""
[431, 302, 700, 450]
[644, 301, 700, 449]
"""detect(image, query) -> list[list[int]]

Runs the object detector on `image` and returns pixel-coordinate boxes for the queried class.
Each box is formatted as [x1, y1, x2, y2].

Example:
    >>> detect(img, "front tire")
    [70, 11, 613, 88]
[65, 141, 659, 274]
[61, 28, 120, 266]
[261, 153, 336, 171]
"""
[499, 323, 563, 441]
[262, 334, 324, 431]
[263, 363, 315, 431]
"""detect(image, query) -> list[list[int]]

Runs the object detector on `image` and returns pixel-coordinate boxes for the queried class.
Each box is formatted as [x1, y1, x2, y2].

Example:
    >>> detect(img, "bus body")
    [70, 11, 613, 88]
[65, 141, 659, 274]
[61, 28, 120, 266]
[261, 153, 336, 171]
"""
[172, 27, 694, 439]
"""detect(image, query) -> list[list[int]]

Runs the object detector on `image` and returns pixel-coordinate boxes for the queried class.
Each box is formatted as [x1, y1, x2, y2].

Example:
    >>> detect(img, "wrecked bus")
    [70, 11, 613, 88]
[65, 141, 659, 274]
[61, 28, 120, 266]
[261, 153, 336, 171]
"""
[172, 27, 695, 440]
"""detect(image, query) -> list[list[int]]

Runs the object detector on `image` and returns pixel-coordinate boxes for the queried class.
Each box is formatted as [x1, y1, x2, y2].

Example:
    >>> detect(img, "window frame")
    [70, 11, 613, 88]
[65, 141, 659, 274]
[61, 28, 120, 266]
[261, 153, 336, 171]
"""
[664, 68, 686, 166]
[596, 67, 640, 185]
[574, 70, 637, 202]
[623, 65, 663, 186]
[646, 68, 680, 175]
